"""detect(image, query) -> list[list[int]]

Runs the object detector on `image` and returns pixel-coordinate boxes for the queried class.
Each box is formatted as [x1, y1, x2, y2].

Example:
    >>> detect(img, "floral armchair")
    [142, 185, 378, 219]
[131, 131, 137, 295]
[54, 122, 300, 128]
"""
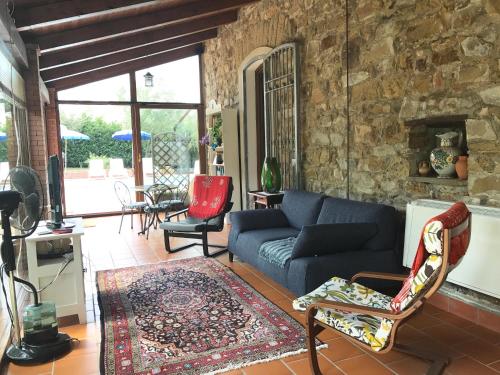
[293, 202, 471, 375]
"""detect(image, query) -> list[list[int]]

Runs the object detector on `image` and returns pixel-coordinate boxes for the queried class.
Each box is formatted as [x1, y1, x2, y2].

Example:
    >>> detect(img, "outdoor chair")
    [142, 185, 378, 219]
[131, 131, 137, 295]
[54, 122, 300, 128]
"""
[88, 159, 106, 178]
[159, 175, 233, 257]
[143, 157, 153, 177]
[114, 181, 147, 233]
[293, 201, 471, 375]
[109, 158, 127, 178]
[143, 183, 184, 239]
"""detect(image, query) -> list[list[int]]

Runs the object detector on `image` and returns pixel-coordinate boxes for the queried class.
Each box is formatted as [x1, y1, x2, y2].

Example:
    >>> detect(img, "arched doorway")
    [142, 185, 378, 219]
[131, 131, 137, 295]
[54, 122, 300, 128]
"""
[238, 47, 272, 209]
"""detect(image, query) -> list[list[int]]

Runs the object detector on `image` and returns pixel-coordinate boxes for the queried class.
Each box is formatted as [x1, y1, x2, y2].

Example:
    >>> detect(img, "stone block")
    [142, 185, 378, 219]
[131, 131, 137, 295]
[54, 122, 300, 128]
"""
[344, 71, 369, 87]
[432, 47, 460, 66]
[364, 37, 395, 65]
[458, 64, 490, 83]
[466, 119, 498, 142]
[479, 86, 500, 106]
[407, 18, 444, 42]
[470, 175, 500, 194]
[461, 36, 492, 57]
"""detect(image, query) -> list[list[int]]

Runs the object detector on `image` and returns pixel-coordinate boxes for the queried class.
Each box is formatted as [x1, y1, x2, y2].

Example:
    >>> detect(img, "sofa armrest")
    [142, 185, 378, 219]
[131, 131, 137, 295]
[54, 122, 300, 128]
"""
[230, 209, 289, 234]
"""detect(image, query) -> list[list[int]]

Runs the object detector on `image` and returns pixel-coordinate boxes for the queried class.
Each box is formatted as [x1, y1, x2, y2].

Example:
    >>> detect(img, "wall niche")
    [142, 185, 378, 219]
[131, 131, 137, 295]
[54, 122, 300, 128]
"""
[405, 114, 468, 187]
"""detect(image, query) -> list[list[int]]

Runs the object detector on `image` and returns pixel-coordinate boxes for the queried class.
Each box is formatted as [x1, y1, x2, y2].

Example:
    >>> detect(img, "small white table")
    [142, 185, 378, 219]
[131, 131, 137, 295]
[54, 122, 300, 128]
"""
[25, 218, 86, 324]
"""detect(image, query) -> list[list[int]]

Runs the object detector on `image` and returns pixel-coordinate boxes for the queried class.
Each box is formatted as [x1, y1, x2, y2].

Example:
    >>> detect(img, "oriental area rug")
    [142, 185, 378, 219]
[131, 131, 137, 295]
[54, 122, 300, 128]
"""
[97, 257, 325, 375]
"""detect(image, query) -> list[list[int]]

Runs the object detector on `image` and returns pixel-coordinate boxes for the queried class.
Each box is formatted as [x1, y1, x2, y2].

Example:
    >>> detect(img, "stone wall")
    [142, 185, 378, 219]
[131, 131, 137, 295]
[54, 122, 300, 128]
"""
[203, 0, 500, 208]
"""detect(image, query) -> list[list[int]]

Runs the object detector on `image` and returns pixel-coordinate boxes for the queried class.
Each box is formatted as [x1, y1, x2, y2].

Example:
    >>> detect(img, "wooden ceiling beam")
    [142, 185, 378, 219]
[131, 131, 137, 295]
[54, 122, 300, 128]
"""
[39, 10, 236, 69]
[31, 0, 253, 50]
[47, 43, 203, 91]
[14, 0, 154, 28]
[41, 29, 216, 81]
[0, 3, 28, 67]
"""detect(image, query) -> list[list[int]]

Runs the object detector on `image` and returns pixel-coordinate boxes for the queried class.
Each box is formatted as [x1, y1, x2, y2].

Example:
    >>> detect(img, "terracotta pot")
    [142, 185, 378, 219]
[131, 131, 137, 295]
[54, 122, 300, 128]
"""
[455, 156, 468, 180]
[418, 160, 431, 176]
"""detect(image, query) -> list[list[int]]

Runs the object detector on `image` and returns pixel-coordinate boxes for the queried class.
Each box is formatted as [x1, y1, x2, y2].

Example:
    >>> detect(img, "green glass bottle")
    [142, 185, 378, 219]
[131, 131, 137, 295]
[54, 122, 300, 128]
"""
[261, 157, 282, 193]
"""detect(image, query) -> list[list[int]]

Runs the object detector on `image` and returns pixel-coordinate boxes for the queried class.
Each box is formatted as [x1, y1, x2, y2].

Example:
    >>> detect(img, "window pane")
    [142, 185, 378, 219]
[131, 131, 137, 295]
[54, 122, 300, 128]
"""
[57, 74, 131, 102]
[135, 56, 200, 103]
[0, 99, 13, 177]
[59, 104, 133, 215]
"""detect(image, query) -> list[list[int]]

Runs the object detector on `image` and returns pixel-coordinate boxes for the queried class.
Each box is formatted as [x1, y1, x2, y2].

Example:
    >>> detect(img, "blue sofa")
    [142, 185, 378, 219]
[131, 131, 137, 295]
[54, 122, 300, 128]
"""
[228, 191, 403, 296]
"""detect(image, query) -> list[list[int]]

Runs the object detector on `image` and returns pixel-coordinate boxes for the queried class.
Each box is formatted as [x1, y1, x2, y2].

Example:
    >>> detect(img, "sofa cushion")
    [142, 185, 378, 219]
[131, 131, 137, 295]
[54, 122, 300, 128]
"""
[317, 198, 397, 251]
[281, 190, 325, 230]
[291, 223, 378, 259]
[235, 227, 301, 257]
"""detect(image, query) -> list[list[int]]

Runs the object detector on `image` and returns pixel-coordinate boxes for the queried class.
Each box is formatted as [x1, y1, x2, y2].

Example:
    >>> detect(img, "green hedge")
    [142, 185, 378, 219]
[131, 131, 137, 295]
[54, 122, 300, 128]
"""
[63, 112, 198, 169]
[64, 116, 136, 168]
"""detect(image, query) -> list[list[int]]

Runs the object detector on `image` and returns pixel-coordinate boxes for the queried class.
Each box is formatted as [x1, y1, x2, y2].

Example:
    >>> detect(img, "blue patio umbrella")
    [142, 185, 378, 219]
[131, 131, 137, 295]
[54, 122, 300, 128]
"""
[112, 130, 151, 141]
[60, 125, 90, 168]
[0, 132, 7, 142]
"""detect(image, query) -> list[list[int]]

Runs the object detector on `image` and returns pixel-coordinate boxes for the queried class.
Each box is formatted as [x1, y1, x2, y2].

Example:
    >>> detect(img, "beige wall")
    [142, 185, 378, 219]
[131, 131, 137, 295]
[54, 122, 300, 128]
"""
[203, 0, 500, 208]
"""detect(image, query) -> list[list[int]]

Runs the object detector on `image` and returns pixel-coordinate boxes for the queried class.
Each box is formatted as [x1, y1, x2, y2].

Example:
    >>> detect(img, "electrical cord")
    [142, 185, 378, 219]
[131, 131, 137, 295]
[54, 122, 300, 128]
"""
[18, 254, 73, 295]
[0, 263, 14, 325]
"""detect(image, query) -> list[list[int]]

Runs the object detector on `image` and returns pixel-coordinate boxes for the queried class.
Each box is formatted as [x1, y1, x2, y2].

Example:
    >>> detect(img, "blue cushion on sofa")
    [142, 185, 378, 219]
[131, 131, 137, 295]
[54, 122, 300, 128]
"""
[291, 223, 378, 259]
[316, 197, 397, 251]
[281, 190, 325, 230]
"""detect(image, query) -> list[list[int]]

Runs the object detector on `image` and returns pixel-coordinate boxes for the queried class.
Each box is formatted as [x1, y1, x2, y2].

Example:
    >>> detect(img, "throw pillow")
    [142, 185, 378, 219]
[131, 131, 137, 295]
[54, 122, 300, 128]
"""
[291, 223, 378, 259]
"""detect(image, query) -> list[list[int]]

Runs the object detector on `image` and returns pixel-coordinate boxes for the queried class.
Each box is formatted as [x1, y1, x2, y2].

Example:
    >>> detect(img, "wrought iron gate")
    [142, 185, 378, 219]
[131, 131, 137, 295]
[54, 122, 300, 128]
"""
[263, 43, 300, 190]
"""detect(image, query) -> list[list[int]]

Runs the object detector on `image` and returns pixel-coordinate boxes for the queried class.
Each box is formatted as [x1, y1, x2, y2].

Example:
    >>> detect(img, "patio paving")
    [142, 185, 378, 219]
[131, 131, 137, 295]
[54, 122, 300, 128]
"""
[64, 170, 153, 215]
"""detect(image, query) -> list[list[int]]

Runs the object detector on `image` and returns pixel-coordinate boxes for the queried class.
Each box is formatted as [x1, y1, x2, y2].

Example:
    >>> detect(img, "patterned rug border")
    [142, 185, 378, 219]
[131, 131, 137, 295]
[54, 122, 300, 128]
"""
[96, 257, 327, 375]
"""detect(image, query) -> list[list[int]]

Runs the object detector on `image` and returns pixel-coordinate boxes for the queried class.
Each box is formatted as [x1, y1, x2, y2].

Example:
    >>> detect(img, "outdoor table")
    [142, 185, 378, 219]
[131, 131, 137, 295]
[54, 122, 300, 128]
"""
[132, 184, 177, 235]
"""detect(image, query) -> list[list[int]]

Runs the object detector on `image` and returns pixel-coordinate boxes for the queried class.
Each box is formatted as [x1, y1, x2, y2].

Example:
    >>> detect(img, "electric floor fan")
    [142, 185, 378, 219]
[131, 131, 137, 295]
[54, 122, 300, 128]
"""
[1, 166, 71, 364]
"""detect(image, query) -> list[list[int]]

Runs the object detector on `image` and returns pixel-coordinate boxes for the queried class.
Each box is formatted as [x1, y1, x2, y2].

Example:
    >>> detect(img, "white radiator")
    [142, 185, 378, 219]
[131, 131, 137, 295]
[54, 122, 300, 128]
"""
[403, 199, 500, 299]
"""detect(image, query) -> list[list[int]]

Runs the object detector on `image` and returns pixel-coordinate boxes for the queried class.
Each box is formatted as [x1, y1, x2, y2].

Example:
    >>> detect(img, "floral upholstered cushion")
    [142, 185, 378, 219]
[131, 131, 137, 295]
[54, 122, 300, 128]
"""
[391, 220, 444, 312]
[293, 277, 394, 351]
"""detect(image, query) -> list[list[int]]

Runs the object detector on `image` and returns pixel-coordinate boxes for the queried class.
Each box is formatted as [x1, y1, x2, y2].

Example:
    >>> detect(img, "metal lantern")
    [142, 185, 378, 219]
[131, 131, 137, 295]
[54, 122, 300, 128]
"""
[144, 72, 153, 87]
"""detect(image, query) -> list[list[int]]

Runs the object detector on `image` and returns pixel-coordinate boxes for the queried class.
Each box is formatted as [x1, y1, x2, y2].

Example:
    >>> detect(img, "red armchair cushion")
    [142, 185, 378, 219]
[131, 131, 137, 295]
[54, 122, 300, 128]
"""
[188, 175, 231, 219]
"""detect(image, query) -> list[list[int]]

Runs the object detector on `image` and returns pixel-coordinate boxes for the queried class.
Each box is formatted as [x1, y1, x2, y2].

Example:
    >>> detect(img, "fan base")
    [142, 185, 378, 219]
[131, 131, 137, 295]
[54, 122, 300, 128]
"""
[6, 333, 71, 365]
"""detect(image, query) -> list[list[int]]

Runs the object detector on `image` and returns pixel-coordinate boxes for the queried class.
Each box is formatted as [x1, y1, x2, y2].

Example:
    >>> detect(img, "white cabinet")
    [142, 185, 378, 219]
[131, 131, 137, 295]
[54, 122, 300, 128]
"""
[25, 218, 86, 323]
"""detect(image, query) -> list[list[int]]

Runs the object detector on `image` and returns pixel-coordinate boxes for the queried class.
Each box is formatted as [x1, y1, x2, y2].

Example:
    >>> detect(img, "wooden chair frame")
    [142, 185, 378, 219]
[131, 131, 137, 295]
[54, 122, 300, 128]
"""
[305, 217, 471, 375]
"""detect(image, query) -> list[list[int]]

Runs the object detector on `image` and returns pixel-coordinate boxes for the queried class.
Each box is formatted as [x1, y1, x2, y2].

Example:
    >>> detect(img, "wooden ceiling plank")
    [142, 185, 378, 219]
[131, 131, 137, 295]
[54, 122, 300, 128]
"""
[47, 43, 203, 91]
[32, 0, 253, 50]
[14, 0, 154, 28]
[41, 29, 216, 81]
[39, 10, 236, 69]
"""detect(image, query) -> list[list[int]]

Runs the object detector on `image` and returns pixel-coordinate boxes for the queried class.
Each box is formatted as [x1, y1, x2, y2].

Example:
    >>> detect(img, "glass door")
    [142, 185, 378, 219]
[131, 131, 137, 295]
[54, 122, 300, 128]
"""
[58, 104, 133, 215]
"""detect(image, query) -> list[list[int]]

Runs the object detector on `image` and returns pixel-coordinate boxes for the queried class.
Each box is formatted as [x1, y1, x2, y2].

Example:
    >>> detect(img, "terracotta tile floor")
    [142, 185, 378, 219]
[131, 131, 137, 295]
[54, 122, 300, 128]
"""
[2, 215, 500, 375]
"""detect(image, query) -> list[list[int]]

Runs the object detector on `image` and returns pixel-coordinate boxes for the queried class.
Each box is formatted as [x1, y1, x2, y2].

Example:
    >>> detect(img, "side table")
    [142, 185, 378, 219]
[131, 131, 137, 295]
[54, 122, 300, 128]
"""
[25, 218, 86, 324]
[247, 191, 284, 209]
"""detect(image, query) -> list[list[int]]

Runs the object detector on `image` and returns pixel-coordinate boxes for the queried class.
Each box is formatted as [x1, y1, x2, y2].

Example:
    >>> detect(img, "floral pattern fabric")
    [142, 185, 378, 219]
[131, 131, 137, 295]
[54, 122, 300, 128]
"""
[293, 277, 394, 351]
[391, 202, 470, 312]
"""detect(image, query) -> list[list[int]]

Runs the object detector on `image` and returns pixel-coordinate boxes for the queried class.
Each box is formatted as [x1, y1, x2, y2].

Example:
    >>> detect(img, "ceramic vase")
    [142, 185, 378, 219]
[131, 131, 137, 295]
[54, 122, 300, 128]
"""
[430, 131, 461, 178]
[261, 157, 282, 193]
[455, 156, 468, 180]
